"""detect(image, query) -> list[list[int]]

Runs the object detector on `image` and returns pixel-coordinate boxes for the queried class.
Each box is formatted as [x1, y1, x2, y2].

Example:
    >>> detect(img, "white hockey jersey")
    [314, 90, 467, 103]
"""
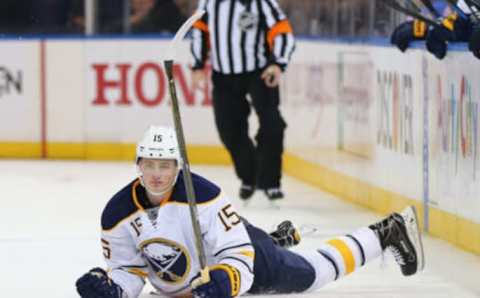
[100, 172, 254, 298]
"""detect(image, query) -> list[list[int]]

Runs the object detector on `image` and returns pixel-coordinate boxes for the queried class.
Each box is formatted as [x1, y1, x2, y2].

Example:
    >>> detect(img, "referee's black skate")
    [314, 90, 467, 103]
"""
[264, 187, 284, 200]
[239, 184, 255, 200]
[270, 220, 301, 248]
[370, 206, 425, 276]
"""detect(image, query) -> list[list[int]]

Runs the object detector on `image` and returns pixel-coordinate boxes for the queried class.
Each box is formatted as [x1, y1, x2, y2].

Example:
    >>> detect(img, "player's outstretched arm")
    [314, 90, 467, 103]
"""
[391, 20, 428, 52]
[76, 205, 147, 298]
[426, 13, 473, 59]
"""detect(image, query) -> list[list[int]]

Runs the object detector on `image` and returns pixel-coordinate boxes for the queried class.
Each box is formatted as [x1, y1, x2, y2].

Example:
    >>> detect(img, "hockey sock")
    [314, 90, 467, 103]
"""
[297, 227, 382, 291]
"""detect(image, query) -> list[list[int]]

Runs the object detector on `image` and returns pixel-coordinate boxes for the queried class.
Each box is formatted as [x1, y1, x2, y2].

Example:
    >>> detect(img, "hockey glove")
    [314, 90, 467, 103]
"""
[76, 267, 124, 298]
[391, 20, 428, 52]
[270, 220, 301, 248]
[468, 25, 480, 59]
[191, 265, 240, 298]
[426, 14, 472, 60]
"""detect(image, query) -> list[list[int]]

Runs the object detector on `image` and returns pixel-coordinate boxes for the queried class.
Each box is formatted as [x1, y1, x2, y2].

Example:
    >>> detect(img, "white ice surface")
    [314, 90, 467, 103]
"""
[1, 160, 479, 297]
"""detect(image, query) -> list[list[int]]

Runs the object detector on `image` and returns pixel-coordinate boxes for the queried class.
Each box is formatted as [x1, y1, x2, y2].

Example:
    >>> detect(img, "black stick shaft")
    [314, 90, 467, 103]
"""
[164, 59, 207, 270]
[465, 0, 480, 10]
[462, 0, 480, 22]
[380, 0, 441, 27]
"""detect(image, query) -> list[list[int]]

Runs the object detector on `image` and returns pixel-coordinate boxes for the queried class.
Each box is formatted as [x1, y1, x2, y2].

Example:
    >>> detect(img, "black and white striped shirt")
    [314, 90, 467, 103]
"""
[191, 0, 295, 75]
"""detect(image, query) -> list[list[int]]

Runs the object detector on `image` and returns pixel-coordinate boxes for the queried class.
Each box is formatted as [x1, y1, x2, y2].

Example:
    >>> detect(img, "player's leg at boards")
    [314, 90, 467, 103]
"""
[244, 206, 425, 295]
[369, 205, 425, 276]
[299, 205, 425, 292]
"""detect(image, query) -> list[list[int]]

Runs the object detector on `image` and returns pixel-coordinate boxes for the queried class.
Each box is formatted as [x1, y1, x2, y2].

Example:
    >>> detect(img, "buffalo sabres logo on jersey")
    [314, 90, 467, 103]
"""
[140, 238, 191, 284]
[238, 11, 258, 32]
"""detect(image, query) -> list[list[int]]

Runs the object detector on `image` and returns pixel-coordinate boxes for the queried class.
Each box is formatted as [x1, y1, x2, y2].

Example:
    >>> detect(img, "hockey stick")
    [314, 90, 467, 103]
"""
[380, 0, 443, 27]
[163, 9, 211, 286]
[465, 0, 480, 10]
[417, 0, 442, 17]
[406, 0, 441, 19]
[460, 0, 480, 22]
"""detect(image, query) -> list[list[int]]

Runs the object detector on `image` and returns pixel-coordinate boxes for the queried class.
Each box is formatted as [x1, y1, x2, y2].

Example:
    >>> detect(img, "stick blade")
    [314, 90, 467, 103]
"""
[165, 10, 206, 62]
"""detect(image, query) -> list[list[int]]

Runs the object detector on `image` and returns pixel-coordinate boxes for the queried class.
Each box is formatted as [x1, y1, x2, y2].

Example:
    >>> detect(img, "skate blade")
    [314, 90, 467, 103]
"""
[401, 205, 426, 272]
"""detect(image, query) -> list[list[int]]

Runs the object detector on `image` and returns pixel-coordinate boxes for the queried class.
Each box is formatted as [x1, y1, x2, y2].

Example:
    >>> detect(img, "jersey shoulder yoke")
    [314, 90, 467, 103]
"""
[171, 172, 221, 204]
[101, 180, 139, 230]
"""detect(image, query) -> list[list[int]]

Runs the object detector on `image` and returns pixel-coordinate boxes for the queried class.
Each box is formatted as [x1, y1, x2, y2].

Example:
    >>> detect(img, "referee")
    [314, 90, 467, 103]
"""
[190, 0, 295, 201]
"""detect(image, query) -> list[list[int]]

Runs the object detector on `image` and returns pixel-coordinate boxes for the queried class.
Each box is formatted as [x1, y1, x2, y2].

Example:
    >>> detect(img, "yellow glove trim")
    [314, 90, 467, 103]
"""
[293, 228, 301, 243]
[442, 13, 458, 31]
[413, 20, 427, 38]
[210, 264, 241, 297]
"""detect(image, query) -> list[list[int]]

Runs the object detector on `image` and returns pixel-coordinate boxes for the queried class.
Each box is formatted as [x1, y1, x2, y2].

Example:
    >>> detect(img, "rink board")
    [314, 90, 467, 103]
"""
[0, 38, 478, 255]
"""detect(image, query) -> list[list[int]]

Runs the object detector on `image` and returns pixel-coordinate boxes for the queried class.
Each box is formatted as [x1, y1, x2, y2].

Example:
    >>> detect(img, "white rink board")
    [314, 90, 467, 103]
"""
[0, 41, 41, 141]
[54, 39, 219, 144]
[286, 43, 424, 202]
[426, 53, 480, 221]
[46, 40, 86, 143]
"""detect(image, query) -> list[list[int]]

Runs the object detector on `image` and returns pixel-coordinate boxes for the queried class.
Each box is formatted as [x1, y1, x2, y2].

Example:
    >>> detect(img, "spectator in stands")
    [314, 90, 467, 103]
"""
[69, 0, 185, 34]
[0, 0, 33, 34]
[127, 0, 186, 33]
[30, 0, 71, 33]
[174, 0, 193, 18]
[68, 0, 122, 33]
[279, 0, 316, 35]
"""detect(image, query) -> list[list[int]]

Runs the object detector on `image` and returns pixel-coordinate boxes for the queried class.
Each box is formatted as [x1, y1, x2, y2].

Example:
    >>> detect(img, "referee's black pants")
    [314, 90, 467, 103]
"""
[212, 70, 286, 189]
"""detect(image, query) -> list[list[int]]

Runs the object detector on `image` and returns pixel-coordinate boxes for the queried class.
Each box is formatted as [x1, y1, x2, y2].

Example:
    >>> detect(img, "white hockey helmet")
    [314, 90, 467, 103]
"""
[136, 125, 182, 166]
[136, 126, 183, 197]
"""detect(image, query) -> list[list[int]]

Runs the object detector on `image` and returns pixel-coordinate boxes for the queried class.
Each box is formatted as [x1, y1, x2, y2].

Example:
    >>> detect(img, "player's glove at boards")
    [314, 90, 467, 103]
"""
[76, 267, 124, 298]
[191, 265, 241, 298]
[426, 14, 472, 59]
[468, 24, 480, 59]
[391, 20, 428, 52]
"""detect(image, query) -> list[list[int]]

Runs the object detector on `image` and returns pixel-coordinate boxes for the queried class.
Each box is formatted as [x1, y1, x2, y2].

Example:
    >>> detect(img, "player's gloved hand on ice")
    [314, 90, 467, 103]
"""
[76, 267, 124, 298]
[426, 14, 472, 59]
[468, 24, 480, 59]
[191, 265, 240, 298]
[270, 220, 301, 248]
[390, 20, 428, 52]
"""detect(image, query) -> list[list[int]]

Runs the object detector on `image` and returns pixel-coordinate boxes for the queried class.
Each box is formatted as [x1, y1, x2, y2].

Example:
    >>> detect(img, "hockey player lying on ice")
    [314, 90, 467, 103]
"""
[76, 125, 425, 298]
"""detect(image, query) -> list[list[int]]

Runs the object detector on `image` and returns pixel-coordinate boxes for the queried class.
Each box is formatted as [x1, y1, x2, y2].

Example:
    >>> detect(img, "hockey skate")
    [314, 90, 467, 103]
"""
[270, 220, 301, 248]
[370, 205, 425, 276]
[264, 187, 284, 208]
[239, 184, 255, 200]
[264, 187, 284, 200]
